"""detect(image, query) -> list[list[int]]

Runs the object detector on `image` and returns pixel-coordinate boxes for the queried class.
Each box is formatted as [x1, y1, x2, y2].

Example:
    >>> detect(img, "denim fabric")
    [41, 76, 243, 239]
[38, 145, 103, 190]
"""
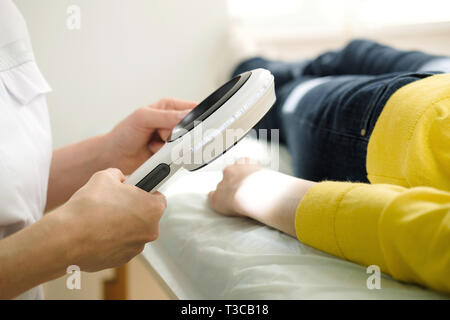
[232, 39, 444, 182]
[302, 39, 441, 76]
[280, 72, 434, 182]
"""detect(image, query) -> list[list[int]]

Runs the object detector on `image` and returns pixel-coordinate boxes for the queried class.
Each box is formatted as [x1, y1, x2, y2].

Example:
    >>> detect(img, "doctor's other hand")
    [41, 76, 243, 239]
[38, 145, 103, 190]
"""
[106, 98, 197, 175]
[52, 168, 166, 272]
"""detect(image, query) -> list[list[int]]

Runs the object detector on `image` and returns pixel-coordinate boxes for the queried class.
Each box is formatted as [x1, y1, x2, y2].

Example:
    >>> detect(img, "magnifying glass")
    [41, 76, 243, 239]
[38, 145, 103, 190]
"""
[125, 68, 276, 192]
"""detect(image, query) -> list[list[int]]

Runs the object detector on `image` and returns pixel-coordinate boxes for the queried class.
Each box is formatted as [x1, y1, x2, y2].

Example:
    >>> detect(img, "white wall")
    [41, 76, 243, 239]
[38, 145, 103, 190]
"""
[13, 0, 230, 299]
[15, 0, 230, 147]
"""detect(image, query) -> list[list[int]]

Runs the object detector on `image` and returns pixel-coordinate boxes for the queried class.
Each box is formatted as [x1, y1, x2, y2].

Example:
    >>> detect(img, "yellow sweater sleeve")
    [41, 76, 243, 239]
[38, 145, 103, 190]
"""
[295, 181, 450, 294]
[367, 74, 450, 190]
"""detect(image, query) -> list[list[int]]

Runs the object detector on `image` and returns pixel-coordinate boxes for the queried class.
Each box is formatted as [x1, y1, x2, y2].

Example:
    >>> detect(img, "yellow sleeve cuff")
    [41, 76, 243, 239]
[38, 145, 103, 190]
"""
[295, 181, 359, 259]
[295, 181, 403, 271]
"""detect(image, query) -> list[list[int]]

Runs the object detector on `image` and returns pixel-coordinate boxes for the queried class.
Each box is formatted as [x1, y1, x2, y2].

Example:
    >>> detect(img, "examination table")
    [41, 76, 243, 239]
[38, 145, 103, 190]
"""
[140, 138, 448, 300]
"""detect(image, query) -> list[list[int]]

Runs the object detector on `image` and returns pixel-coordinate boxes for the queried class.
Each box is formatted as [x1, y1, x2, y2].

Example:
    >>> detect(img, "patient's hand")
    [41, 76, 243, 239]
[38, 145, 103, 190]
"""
[208, 158, 263, 217]
[209, 158, 316, 238]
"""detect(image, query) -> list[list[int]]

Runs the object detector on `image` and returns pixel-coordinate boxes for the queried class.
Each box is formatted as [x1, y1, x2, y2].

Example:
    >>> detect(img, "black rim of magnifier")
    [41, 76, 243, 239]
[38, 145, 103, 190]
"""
[168, 71, 252, 142]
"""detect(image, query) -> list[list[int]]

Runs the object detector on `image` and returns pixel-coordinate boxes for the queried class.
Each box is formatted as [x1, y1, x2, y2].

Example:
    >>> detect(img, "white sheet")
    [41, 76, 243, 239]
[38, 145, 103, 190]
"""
[141, 138, 448, 300]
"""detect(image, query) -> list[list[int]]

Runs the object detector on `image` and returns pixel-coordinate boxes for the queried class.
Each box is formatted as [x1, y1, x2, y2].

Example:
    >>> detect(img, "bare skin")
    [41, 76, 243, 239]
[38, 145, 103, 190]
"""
[208, 158, 316, 238]
[46, 98, 196, 211]
[0, 98, 196, 299]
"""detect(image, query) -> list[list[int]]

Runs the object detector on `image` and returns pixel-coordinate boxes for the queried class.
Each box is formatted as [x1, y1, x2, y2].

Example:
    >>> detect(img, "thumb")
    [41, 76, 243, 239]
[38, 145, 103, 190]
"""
[104, 168, 126, 183]
[141, 108, 189, 129]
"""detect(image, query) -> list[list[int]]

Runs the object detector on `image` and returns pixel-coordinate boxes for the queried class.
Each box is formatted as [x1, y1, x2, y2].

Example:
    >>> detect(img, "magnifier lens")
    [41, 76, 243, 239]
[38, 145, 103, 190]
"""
[125, 68, 275, 193]
[169, 72, 251, 141]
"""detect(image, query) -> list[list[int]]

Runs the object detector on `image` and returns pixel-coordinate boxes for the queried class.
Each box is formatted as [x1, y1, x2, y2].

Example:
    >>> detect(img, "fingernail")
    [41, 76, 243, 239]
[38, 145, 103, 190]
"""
[178, 110, 190, 119]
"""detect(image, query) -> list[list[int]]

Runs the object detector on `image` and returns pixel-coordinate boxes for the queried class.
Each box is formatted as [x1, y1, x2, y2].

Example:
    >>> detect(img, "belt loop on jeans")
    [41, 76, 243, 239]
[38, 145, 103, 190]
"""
[360, 82, 390, 137]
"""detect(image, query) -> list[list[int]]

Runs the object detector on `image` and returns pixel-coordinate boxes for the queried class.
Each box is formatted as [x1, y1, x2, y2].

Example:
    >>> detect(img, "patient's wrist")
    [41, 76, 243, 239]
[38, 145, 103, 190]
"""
[234, 169, 315, 237]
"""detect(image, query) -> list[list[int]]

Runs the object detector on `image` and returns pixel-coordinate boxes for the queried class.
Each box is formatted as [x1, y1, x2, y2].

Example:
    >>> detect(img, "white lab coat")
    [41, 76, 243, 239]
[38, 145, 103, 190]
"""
[0, 0, 53, 299]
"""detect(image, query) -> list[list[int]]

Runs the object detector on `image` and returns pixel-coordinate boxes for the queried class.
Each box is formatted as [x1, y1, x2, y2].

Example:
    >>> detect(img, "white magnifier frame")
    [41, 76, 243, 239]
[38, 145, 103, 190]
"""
[125, 68, 276, 192]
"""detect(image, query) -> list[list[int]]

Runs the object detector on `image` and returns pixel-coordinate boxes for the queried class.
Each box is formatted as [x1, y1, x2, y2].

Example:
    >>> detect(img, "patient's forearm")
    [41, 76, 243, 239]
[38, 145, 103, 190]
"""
[235, 170, 316, 237]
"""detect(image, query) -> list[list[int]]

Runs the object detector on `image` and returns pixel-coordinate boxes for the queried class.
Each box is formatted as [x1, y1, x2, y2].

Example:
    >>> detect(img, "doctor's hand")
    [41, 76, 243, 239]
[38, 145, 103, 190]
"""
[106, 98, 196, 175]
[53, 168, 166, 271]
[45, 98, 195, 213]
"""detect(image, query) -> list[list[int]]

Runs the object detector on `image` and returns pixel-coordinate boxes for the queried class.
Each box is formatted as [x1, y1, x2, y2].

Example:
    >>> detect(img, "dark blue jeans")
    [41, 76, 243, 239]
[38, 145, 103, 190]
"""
[233, 39, 445, 182]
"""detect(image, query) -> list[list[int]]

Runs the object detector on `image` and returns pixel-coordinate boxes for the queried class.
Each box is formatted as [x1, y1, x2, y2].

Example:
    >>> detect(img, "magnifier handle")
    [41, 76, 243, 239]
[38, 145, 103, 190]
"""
[125, 143, 175, 192]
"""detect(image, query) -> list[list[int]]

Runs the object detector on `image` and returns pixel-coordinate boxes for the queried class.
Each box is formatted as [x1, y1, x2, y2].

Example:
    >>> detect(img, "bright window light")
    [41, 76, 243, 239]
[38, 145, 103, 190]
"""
[227, 0, 450, 32]
[357, 0, 450, 27]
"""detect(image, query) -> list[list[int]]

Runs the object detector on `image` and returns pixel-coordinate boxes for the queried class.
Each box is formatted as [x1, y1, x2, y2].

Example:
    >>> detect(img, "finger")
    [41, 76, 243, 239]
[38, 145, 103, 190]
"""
[150, 191, 167, 209]
[155, 98, 197, 111]
[104, 168, 126, 182]
[208, 190, 215, 203]
[148, 140, 165, 154]
[158, 129, 172, 141]
[141, 108, 190, 129]
[151, 191, 165, 199]
[235, 157, 258, 165]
